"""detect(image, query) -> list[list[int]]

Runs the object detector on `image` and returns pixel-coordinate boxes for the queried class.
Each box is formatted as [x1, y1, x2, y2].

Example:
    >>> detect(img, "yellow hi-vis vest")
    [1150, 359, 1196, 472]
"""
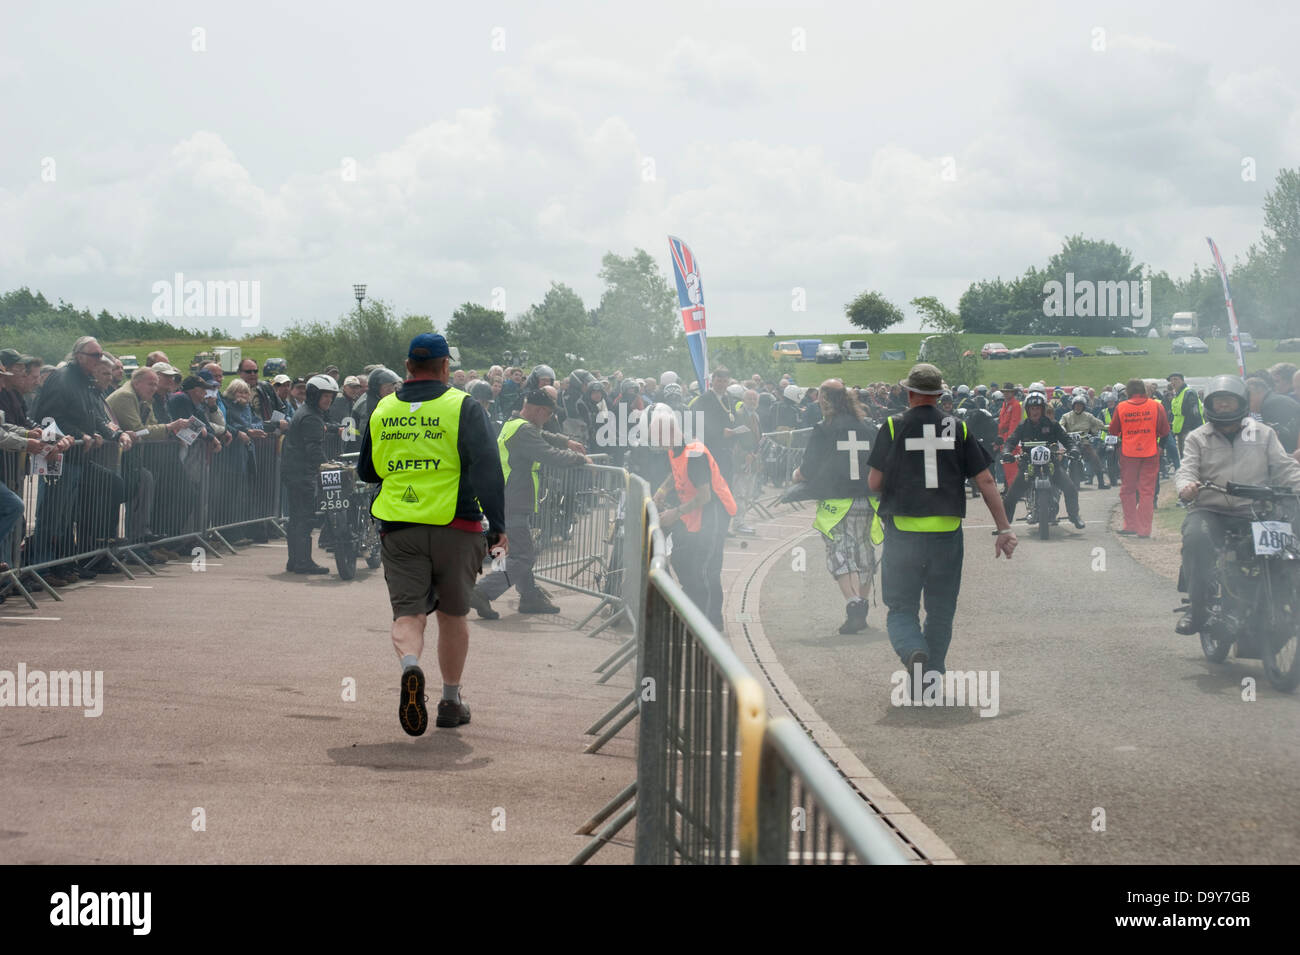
[369, 387, 468, 524]
[1172, 387, 1203, 435]
[497, 417, 540, 512]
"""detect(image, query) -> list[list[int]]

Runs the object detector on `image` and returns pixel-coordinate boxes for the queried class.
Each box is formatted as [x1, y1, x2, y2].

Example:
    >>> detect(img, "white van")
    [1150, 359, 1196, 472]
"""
[1169, 312, 1198, 339]
[841, 340, 870, 360]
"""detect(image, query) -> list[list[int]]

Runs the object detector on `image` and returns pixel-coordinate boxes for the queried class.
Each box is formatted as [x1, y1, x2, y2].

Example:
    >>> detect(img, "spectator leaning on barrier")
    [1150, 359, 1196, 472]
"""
[651, 402, 737, 631]
[867, 363, 1016, 682]
[106, 366, 192, 550]
[151, 364, 181, 424]
[0, 348, 36, 429]
[1109, 376, 1170, 538]
[357, 333, 507, 737]
[0, 365, 73, 578]
[29, 337, 135, 580]
[470, 389, 589, 619]
[793, 380, 881, 635]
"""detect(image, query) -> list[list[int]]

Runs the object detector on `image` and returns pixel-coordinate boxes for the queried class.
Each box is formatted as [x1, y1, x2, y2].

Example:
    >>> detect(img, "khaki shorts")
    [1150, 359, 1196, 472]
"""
[381, 524, 488, 619]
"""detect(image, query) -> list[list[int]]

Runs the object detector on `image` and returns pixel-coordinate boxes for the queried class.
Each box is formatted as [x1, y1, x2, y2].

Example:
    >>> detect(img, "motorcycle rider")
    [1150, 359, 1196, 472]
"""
[1002, 392, 1085, 529]
[281, 374, 340, 574]
[1059, 392, 1109, 489]
[1173, 376, 1300, 635]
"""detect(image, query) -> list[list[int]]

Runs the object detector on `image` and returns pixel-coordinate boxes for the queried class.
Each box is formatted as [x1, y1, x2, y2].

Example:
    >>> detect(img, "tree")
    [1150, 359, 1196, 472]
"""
[845, 290, 904, 334]
[911, 296, 980, 387]
[591, 249, 680, 368]
[514, 283, 591, 368]
[282, 299, 437, 377]
[445, 303, 512, 369]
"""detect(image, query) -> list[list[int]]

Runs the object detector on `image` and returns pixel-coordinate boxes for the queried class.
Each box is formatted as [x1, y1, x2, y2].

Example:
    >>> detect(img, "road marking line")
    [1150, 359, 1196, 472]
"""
[97, 584, 154, 589]
[0, 616, 62, 621]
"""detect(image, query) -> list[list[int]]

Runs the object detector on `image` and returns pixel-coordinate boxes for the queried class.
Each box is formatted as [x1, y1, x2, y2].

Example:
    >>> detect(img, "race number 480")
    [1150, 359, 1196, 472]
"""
[1252, 521, 1295, 556]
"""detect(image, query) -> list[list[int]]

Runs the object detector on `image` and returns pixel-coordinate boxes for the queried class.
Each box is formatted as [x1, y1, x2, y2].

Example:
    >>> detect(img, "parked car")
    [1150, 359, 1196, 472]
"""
[1169, 311, 1199, 339]
[1010, 341, 1064, 358]
[1059, 345, 1084, 358]
[795, 339, 823, 361]
[1111, 326, 1140, 337]
[1095, 345, 1122, 356]
[815, 342, 843, 363]
[1278, 338, 1300, 352]
[1228, 332, 1259, 352]
[841, 340, 870, 360]
[119, 354, 139, 372]
[773, 340, 802, 359]
[980, 342, 1011, 360]
[1171, 336, 1209, 354]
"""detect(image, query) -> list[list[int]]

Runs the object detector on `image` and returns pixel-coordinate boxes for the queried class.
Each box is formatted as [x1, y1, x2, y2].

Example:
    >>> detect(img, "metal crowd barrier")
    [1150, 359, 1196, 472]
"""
[0, 423, 291, 606]
[572, 483, 914, 866]
[532, 460, 628, 635]
[757, 427, 813, 509]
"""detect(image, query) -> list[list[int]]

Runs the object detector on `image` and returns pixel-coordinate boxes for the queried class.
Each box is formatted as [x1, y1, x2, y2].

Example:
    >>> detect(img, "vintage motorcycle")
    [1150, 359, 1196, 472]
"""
[1182, 482, 1300, 692]
[317, 453, 382, 580]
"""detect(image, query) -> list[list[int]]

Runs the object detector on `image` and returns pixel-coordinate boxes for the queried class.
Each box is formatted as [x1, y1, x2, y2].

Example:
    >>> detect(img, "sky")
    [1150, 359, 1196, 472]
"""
[2, 0, 1298, 337]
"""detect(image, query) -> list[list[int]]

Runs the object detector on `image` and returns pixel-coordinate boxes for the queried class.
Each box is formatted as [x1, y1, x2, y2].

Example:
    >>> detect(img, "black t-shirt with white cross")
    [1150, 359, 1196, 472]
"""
[867, 403, 991, 519]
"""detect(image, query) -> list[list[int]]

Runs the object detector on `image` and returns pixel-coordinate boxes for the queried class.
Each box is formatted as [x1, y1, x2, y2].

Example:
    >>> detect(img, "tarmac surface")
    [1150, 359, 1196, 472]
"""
[0, 538, 636, 864]
[753, 484, 1300, 864]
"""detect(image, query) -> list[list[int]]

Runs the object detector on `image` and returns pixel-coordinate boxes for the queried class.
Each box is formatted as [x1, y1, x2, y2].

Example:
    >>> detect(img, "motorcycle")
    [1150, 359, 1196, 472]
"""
[1101, 432, 1120, 485]
[1063, 432, 1091, 487]
[1014, 441, 1061, 541]
[317, 454, 382, 580]
[1181, 482, 1300, 692]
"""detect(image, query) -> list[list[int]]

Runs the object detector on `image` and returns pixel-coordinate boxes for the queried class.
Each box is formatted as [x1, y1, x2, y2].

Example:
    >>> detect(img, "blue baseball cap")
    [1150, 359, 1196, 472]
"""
[408, 333, 450, 360]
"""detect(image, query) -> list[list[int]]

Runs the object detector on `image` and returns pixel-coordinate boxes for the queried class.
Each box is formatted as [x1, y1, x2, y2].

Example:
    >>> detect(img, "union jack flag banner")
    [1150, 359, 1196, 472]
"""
[1206, 236, 1247, 378]
[668, 235, 709, 394]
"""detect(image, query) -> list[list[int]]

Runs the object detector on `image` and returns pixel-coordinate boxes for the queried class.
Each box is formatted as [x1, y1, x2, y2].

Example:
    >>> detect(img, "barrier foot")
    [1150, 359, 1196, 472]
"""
[2, 571, 38, 610]
[585, 603, 629, 639]
[575, 781, 636, 835]
[594, 635, 636, 673]
[595, 643, 637, 685]
[585, 688, 637, 735]
[584, 703, 639, 754]
[575, 595, 615, 631]
[567, 799, 637, 865]
[100, 548, 137, 581]
[118, 546, 159, 576]
[208, 529, 236, 555]
[23, 571, 63, 602]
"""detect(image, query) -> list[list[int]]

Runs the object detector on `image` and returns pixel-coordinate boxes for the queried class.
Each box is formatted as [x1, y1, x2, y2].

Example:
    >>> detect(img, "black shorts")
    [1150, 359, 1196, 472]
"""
[380, 524, 488, 619]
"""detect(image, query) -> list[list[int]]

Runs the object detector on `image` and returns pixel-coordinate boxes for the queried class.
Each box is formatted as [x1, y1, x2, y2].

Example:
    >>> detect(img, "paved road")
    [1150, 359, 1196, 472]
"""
[0, 540, 635, 864]
[756, 485, 1300, 864]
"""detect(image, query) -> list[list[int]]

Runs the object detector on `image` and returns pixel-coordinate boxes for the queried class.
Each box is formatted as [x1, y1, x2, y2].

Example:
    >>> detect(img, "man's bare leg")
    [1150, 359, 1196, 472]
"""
[392, 613, 427, 661]
[435, 610, 469, 685]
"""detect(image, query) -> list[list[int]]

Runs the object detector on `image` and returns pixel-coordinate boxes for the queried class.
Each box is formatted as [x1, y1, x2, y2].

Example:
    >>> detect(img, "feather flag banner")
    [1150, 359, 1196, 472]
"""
[668, 235, 709, 394]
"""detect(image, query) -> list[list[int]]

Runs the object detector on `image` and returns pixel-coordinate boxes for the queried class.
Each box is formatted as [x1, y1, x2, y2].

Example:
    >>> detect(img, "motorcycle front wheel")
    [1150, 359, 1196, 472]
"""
[333, 509, 358, 580]
[1036, 486, 1052, 540]
[1261, 572, 1300, 692]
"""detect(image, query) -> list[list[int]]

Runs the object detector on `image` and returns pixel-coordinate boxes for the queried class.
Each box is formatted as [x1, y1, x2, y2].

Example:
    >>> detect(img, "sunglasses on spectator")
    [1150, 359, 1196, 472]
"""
[80, 351, 103, 359]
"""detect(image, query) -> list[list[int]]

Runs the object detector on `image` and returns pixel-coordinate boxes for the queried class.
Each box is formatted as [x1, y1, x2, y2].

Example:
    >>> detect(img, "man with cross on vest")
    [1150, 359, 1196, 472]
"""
[867, 364, 1016, 682]
[793, 379, 881, 634]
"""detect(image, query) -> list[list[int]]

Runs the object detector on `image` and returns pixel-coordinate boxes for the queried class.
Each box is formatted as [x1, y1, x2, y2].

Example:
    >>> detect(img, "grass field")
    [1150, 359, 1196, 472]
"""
[101, 330, 1292, 391]
[102, 337, 287, 372]
[714, 332, 1290, 390]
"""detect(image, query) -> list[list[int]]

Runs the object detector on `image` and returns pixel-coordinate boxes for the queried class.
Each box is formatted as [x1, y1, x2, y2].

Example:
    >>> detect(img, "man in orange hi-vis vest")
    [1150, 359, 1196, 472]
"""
[1108, 376, 1170, 538]
[649, 402, 737, 630]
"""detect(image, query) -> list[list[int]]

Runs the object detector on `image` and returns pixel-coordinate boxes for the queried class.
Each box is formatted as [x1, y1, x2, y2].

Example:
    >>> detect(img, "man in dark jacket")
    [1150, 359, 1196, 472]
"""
[28, 337, 135, 578]
[1002, 392, 1084, 528]
[469, 390, 588, 617]
[280, 374, 338, 574]
[793, 380, 880, 633]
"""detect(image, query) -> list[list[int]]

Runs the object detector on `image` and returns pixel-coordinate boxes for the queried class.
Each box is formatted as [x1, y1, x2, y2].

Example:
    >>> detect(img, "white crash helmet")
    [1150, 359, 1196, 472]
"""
[784, 384, 802, 402]
[956, 384, 970, 396]
[307, 374, 339, 394]
[659, 370, 679, 387]
[1029, 380, 1047, 394]
[726, 383, 744, 399]
[991, 390, 1004, 400]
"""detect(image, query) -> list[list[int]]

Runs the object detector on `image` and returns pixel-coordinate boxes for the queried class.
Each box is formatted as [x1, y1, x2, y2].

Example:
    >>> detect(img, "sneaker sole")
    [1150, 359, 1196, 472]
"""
[399, 667, 428, 737]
